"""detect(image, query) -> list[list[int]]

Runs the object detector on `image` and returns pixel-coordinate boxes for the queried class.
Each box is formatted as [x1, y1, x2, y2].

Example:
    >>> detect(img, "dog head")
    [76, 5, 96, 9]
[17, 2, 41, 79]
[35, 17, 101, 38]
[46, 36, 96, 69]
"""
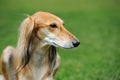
[33, 12, 80, 49]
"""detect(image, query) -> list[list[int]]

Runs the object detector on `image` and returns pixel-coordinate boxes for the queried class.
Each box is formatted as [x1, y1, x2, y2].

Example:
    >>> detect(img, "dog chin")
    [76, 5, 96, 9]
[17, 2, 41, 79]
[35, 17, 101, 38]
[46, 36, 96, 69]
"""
[61, 46, 74, 49]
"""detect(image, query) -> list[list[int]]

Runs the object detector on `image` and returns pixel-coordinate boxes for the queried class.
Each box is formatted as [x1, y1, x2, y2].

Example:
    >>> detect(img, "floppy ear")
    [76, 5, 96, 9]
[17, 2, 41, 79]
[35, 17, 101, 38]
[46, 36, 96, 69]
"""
[16, 17, 34, 72]
[48, 46, 57, 70]
[42, 46, 57, 79]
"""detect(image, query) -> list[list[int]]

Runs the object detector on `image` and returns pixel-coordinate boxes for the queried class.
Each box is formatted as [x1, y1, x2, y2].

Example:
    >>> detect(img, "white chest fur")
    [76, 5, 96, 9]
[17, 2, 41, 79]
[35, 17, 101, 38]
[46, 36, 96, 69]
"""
[32, 51, 49, 80]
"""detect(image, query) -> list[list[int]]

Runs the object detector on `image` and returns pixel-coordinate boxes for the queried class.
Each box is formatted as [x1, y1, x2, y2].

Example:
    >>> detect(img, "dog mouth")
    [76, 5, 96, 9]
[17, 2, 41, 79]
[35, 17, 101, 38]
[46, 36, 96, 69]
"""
[45, 37, 80, 49]
[52, 42, 74, 49]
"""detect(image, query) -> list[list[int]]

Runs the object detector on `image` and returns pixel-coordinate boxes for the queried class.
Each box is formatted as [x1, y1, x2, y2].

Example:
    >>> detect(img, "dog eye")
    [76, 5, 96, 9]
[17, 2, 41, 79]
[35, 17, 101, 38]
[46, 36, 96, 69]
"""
[50, 23, 58, 28]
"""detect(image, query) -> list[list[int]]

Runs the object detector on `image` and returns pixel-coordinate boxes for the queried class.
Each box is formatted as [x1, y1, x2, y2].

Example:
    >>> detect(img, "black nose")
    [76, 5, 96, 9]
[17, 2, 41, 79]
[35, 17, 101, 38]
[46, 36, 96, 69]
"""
[72, 40, 80, 47]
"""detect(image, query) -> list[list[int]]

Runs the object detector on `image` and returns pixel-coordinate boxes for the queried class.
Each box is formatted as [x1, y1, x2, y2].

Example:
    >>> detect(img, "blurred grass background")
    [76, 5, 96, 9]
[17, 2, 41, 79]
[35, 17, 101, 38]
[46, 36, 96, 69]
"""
[0, 0, 120, 80]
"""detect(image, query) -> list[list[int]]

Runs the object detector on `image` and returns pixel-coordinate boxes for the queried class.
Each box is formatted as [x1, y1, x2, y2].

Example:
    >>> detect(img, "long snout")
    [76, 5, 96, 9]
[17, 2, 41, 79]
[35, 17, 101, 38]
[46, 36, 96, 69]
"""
[59, 27, 80, 49]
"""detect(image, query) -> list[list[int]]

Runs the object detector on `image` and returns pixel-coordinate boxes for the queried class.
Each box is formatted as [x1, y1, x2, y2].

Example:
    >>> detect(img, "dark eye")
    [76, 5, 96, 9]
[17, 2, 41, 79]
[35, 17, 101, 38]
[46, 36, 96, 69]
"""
[50, 23, 58, 28]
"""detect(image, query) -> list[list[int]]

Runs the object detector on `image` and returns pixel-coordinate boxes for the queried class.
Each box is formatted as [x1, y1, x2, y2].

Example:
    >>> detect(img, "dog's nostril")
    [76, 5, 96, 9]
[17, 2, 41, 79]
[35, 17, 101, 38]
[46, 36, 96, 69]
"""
[72, 40, 80, 47]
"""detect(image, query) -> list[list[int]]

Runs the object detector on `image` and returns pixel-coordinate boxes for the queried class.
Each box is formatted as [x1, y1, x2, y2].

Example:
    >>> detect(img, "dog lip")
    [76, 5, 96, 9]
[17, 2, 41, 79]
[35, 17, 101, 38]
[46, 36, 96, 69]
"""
[52, 42, 65, 48]
[52, 42, 74, 49]
[52, 42, 58, 47]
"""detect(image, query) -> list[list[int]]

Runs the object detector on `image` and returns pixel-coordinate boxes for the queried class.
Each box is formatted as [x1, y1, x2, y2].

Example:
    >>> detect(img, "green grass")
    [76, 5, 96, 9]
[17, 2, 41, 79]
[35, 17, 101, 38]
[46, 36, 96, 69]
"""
[0, 0, 120, 80]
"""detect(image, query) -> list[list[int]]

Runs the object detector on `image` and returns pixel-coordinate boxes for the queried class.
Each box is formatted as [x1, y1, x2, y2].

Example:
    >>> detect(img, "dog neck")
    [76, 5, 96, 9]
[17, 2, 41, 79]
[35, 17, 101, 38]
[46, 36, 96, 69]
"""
[30, 37, 50, 65]
[28, 37, 57, 79]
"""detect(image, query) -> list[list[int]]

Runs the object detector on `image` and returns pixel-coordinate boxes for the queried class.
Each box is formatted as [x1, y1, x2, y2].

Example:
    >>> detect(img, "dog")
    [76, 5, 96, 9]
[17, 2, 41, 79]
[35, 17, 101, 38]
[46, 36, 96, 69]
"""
[0, 12, 80, 80]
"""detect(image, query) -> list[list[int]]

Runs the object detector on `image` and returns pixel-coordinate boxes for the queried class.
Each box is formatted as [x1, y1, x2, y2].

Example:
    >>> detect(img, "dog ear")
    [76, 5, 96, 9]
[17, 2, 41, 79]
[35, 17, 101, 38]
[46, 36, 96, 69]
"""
[48, 46, 57, 75]
[16, 17, 34, 72]
[42, 46, 57, 79]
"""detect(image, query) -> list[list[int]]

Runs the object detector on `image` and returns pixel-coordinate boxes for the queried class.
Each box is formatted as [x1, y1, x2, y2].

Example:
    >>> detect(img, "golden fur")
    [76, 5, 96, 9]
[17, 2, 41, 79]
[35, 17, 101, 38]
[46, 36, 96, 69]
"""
[0, 12, 80, 80]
